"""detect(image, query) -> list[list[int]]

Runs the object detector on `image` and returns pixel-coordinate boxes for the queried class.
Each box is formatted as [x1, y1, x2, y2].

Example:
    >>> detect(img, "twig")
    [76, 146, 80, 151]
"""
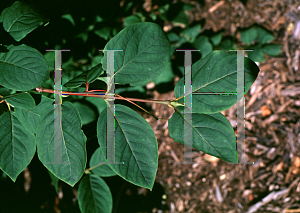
[35, 86, 173, 120]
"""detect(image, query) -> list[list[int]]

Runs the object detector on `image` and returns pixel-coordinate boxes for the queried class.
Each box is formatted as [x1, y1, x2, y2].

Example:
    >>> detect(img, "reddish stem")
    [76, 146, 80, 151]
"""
[35, 87, 170, 105]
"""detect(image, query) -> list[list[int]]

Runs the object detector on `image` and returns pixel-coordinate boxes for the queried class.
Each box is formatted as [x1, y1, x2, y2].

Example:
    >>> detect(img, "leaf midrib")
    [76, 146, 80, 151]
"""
[175, 109, 223, 158]
[112, 105, 151, 186]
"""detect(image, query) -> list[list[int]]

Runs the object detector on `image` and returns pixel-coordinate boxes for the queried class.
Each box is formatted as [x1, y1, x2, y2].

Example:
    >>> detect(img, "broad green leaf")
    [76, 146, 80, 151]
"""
[210, 31, 223, 46]
[0, 44, 49, 91]
[96, 77, 109, 85]
[171, 11, 189, 26]
[257, 26, 274, 44]
[78, 175, 113, 213]
[174, 51, 260, 113]
[61, 14, 75, 26]
[0, 111, 36, 182]
[85, 97, 107, 115]
[94, 27, 111, 40]
[193, 35, 213, 58]
[48, 169, 59, 194]
[183, 3, 195, 11]
[5, 92, 35, 109]
[123, 15, 142, 27]
[102, 22, 171, 86]
[262, 44, 282, 56]
[167, 32, 180, 43]
[72, 102, 96, 125]
[97, 104, 158, 190]
[64, 63, 104, 88]
[240, 26, 257, 45]
[180, 24, 201, 43]
[158, 4, 170, 15]
[44, 51, 55, 71]
[14, 95, 53, 135]
[153, 61, 175, 85]
[0, 87, 12, 97]
[247, 44, 265, 62]
[166, 3, 189, 26]
[90, 147, 116, 177]
[218, 38, 234, 50]
[168, 110, 237, 162]
[36, 102, 87, 187]
[0, 1, 49, 42]
[92, 55, 103, 67]
[75, 32, 88, 43]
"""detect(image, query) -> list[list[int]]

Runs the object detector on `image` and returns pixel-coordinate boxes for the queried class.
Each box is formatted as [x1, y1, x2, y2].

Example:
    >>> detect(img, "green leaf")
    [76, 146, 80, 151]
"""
[5, 92, 35, 109]
[0, 44, 49, 91]
[0, 87, 12, 97]
[92, 55, 103, 67]
[97, 104, 158, 190]
[153, 61, 175, 85]
[180, 24, 201, 43]
[85, 97, 107, 115]
[48, 169, 59, 194]
[96, 77, 109, 85]
[102, 22, 171, 86]
[61, 14, 75, 26]
[167, 32, 180, 43]
[257, 26, 274, 44]
[64, 63, 104, 88]
[168, 110, 237, 162]
[174, 51, 260, 113]
[123, 15, 142, 27]
[193, 35, 213, 58]
[44, 51, 55, 71]
[72, 102, 96, 125]
[75, 32, 88, 43]
[90, 147, 116, 177]
[0, 111, 36, 182]
[240, 26, 257, 45]
[210, 31, 223, 46]
[165, 3, 189, 26]
[14, 95, 53, 135]
[172, 11, 189, 26]
[36, 102, 87, 187]
[94, 27, 111, 40]
[183, 3, 195, 11]
[78, 175, 113, 213]
[247, 44, 265, 62]
[0, 1, 49, 42]
[218, 39, 234, 50]
[262, 44, 282, 56]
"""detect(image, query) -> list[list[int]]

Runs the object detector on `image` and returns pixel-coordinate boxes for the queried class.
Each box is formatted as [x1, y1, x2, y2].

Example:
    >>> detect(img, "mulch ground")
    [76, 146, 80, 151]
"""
[140, 0, 300, 212]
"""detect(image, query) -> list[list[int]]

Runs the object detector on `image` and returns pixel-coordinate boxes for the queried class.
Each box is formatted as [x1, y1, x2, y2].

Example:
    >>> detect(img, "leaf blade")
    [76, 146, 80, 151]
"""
[5, 92, 35, 110]
[78, 175, 113, 213]
[102, 22, 171, 86]
[168, 110, 237, 162]
[36, 101, 87, 187]
[89, 147, 116, 177]
[97, 104, 158, 190]
[64, 63, 104, 88]
[0, 1, 49, 42]
[174, 51, 260, 113]
[0, 111, 36, 182]
[0, 44, 49, 91]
